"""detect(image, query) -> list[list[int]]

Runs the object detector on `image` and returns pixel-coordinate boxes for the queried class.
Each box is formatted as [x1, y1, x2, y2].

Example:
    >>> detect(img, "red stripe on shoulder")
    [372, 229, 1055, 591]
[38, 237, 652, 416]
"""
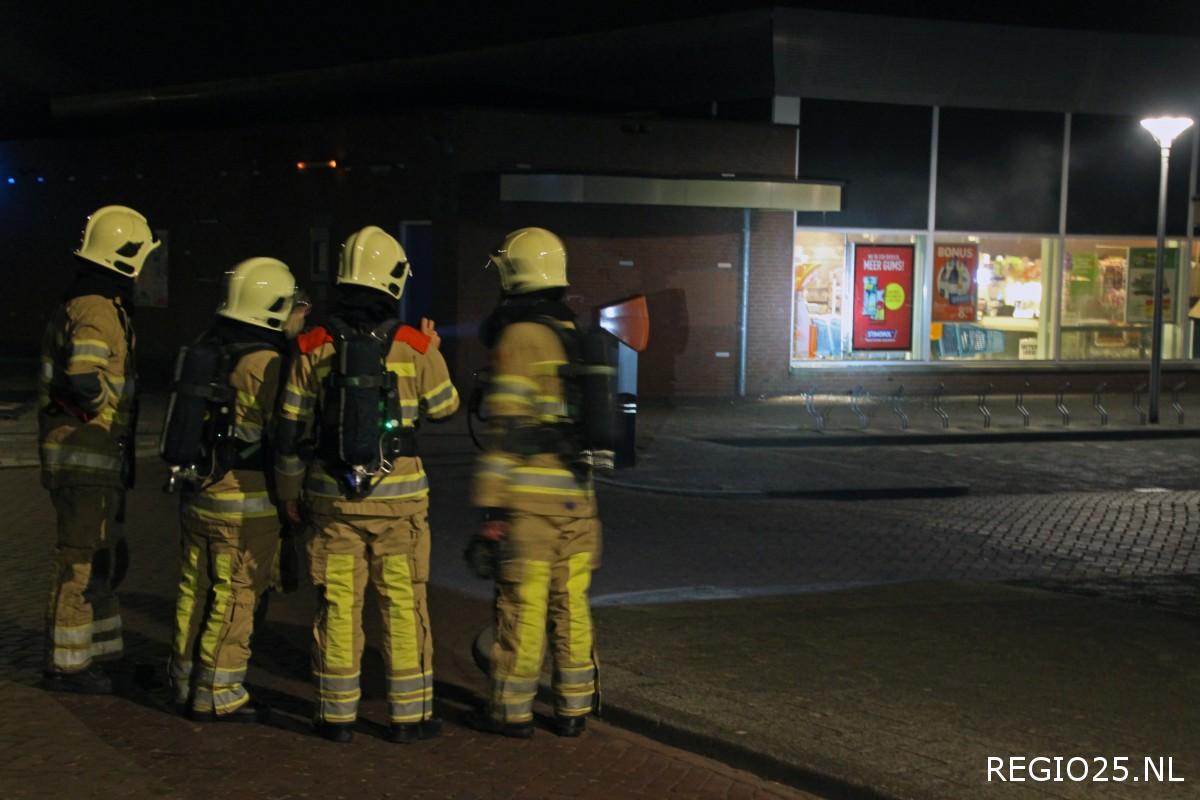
[394, 325, 430, 354]
[297, 326, 333, 354]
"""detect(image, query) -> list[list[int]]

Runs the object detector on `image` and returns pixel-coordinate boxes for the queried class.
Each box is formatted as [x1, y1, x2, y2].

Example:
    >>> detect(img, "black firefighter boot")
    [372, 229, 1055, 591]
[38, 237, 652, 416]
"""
[42, 665, 112, 695]
[317, 721, 354, 744]
[388, 717, 443, 744]
[190, 700, 271, 723]
[462, 706, 534, 739]
[552, 714, 586, 738]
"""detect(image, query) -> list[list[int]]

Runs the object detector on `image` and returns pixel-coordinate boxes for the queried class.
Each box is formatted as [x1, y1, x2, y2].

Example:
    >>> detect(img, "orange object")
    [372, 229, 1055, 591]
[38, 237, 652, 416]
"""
[930, 322, 943, 340]
[596, 295, 650, 352]
[808, 323, 817, 357]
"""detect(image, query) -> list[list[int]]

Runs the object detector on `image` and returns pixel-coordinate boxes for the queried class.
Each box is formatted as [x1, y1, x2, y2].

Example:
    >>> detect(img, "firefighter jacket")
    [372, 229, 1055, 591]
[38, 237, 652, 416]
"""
[38, 294, 136, 490]
[274, 322, 459, 516]
[471, 320, 597, 519]
[182, 348, 284, 527]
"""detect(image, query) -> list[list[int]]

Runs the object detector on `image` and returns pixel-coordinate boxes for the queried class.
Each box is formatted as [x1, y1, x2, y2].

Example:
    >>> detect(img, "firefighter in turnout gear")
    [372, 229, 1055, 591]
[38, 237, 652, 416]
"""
[274, 225, 459, 744]
[164, 257, 295, 721]
[40, 205, 159, 693]
[465, 227, 604, 739]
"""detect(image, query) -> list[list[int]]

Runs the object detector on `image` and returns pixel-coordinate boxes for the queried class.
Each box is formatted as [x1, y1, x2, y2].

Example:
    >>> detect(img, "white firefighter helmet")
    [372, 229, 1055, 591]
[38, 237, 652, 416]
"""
[337, 225, 411, 299]
[74, 205, 161, 278]
[216, 257, 297, 331]
[488, 227, 568, 295]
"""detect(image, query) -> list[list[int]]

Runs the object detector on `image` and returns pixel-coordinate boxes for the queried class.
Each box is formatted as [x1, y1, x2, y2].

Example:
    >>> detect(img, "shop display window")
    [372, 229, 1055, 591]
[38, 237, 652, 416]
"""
[1060, 238, 1187, 360]
[791, 231, 847, 363]
[929, 236, 1055, 361]
[791, 228, 1196, 366]
[1189, 242, 1200, 359]
[791, 230, 924, 365]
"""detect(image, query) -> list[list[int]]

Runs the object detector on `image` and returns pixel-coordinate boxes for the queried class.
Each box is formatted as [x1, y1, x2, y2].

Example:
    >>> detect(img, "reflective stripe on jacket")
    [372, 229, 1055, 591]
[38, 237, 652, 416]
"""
[38, 295, 135, 489]
[472, 321, 596, 518]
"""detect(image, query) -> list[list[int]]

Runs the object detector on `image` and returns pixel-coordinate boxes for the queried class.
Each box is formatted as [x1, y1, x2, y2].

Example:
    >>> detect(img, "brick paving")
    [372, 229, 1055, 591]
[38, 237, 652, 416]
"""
[5, 406, 1200, 798]
[0, 461, 814, 800]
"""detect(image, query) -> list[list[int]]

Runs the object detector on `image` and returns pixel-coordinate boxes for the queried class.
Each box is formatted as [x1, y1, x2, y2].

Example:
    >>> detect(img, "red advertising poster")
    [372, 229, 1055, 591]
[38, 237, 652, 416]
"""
[933, 243, 978, 322]
[852, 244, 914, 351]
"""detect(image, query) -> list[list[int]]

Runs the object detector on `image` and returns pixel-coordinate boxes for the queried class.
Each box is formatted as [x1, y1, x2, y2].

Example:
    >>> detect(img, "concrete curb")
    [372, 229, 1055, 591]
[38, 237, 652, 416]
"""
[595, 476, 970, 500]
[469, 625, 901, 800]
[705, 426, 1200, 448]
[595, 701, 904, 800]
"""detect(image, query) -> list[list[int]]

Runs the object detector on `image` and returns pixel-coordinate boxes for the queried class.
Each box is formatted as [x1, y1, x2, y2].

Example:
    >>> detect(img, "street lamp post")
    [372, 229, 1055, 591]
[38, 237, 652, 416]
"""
[1139, 116, 1194, 423]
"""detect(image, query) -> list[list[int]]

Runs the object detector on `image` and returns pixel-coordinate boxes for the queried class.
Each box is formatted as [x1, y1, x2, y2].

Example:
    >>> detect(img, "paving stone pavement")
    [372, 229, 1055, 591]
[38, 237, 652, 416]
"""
[0, 461, 815, 800]
[5, 411, 1200, 798]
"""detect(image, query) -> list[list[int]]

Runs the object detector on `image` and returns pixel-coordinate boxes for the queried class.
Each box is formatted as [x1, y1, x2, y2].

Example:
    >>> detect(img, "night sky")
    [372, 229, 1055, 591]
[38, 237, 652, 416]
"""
[6, 1, 1200, 98]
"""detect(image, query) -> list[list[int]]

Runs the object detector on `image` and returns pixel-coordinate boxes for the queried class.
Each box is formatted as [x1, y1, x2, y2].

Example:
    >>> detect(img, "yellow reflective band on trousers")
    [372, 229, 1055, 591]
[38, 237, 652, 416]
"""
[489, 559, 552, 724]
[186, 491, 276, 522]
[198, 553, 233, 666]
[554, 551, 596, 717]
[172, 545, 202, 661]
[383, 555, 418, 672]
[306, 469, 429, 501]
[382, 555, 427, 723]
[323, 554, 356, 669]
[90, 612, 123, 661]
[388, 671, 434, 723]
[211, 666, 250, 713]
[509, 468, 593, 498]
[514, 560, 551, 677]
[192, 665, 249, 715]
[566, 552, 593, 663]
[51, 621, 93, 671]
[316, 670, 362, 723]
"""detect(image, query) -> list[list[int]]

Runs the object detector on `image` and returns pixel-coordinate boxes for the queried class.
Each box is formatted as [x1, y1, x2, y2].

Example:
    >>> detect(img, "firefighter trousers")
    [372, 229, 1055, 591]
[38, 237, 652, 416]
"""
[168, 513, 279, 715]
[308, 510, 434, 725]
[489, 513, 601, 724]
[45, 487, 124, 674]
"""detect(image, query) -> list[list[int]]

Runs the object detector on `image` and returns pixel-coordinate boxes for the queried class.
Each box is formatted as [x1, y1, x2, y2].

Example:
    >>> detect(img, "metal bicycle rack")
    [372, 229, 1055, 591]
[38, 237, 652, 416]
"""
[933, 383, 950, 429]
[890, 386, 909, 430]
[977, 383, 993, 429]
[1056, 381, 1071, 426]
[805, 389, 826, 432]
[1092, 382, 1108, 427]
[1172, 381, 1186, 424]
[1133, 383, 1148, 425]
[850, 386, 869, 429]
[1015, 380, 1031, 428]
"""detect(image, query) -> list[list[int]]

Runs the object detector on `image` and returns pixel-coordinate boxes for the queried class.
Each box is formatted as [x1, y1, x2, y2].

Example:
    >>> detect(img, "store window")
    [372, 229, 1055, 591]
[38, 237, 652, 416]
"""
[1060, 238, 1188, 360]
[791, 230, 925, 365]
[930, 236, 1055, 361]
[1190, 242, 1200, 359]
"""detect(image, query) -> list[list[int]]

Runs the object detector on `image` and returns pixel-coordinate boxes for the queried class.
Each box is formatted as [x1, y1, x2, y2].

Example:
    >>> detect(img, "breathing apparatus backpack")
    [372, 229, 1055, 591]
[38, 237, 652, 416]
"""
[313, 317, 416, 499]
[517, 317, 619, 471]
[159, 337, 277, 491]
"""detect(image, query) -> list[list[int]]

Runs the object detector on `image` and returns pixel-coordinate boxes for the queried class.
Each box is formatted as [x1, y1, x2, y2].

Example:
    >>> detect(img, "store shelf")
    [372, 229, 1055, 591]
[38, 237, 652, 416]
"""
[978, 317, 1040, 333]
